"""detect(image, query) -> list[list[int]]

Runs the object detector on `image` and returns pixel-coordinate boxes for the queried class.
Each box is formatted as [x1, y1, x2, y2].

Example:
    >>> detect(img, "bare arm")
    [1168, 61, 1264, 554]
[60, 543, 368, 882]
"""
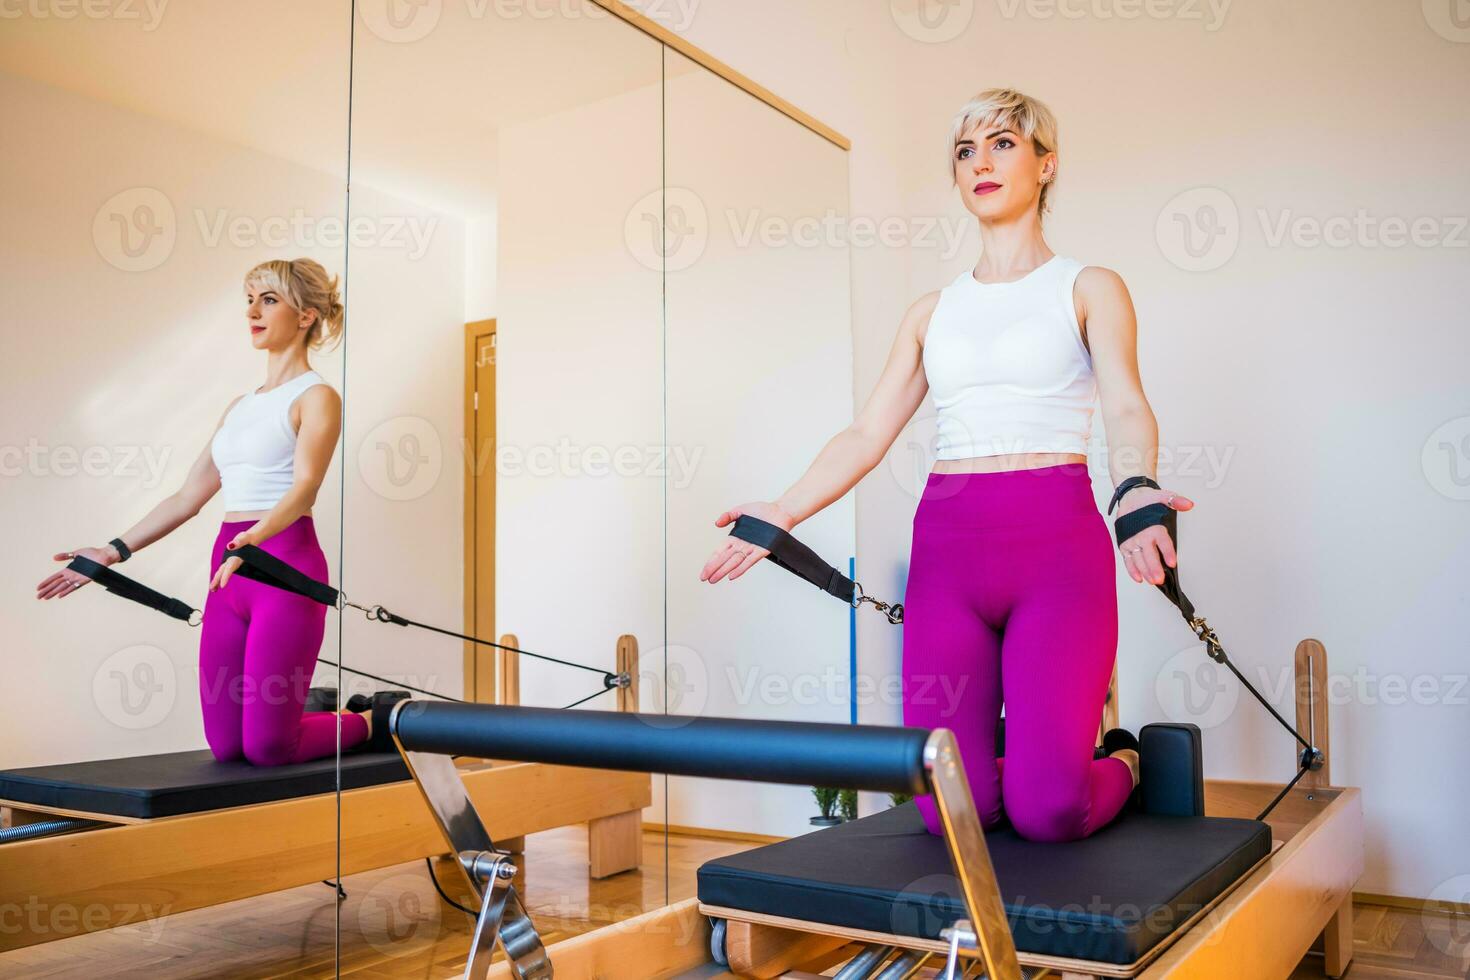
[103, 397, 238, 559]
[36, 396, 237, 599]
[701, 292, 937, 584]
[774, 291, 939, 525]
[1081, 266, 1192, 586]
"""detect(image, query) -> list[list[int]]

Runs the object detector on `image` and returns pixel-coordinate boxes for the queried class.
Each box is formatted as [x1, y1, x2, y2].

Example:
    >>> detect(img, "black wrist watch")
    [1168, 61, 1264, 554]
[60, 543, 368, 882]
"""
[1106, 476, 1160, 515]
[109, 537, 132, 563]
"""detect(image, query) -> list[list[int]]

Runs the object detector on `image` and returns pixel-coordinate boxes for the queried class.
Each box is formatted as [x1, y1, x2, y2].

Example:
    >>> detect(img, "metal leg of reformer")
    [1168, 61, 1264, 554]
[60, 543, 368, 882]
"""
[390, 718, 552, 980]
[925, 729, 1023, 980]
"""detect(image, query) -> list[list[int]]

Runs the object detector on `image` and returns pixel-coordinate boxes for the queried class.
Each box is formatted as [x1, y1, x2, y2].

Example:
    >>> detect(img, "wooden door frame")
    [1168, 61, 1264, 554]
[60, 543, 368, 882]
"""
[465, 319, 496, 704]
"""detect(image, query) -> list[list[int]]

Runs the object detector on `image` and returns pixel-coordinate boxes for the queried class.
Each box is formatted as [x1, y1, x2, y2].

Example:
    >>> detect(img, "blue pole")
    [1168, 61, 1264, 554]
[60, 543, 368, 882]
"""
[848, 556, 858, 725]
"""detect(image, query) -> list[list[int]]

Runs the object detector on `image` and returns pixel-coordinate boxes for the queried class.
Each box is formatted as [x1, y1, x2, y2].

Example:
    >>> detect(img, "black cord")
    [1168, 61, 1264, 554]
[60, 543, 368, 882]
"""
[425, 857, 477, 918]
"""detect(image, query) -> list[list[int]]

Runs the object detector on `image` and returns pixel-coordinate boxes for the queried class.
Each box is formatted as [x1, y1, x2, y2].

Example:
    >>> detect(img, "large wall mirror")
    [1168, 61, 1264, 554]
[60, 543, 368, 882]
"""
[1, 1, 852, 973]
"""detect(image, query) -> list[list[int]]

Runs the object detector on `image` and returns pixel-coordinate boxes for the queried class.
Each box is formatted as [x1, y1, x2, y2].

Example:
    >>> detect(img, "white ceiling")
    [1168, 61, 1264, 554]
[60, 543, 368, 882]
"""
[0, 0, 690, 215]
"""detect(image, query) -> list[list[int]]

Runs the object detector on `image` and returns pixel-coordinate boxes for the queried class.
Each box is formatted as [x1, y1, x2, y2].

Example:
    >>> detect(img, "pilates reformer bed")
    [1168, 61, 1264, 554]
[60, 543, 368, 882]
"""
[385, 639, 1362, 979]
[0, 637, 649, 954]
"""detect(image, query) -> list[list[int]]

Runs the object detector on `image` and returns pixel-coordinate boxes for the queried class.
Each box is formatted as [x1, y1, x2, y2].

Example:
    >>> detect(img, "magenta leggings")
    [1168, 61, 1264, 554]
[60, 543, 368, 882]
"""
[902, 463, 1132, 843]
[200, 516, 368, 765]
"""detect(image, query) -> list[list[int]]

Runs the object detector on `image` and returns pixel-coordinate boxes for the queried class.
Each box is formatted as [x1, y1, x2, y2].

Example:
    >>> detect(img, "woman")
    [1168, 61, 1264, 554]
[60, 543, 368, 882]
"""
[700, 89, 1192, 843]
[36, 258, 376, 765]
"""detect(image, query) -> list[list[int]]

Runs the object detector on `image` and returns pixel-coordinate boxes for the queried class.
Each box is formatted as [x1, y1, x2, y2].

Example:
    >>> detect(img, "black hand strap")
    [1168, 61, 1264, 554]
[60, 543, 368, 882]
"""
[728, 515, 903, 624]
[229, 544, 340, 608]
[108, 537, 132, 563]
[730, 515, 856, 604]
[66, 555, 200, 625]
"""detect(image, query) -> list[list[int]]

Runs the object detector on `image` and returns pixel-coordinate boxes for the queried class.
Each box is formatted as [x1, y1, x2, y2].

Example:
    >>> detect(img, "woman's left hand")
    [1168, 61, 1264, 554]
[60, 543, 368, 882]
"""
[210, 530, 259, 592]
[1115, 486, 1193, 586]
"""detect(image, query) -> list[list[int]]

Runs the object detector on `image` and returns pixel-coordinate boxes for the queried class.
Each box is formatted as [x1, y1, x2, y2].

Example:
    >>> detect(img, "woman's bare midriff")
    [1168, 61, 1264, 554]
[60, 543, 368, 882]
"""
[223, 509, 312, 522]
[930, 451, 1087, 475]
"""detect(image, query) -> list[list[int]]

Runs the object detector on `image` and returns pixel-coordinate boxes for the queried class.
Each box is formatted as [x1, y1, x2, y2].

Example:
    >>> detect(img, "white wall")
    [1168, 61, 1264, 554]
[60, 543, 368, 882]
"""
[655, 0, 1470, 900]
[0, 72, 348, 765]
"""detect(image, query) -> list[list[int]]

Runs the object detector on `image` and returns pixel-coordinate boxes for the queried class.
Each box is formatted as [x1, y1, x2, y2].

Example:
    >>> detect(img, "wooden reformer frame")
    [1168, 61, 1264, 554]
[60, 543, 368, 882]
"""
[0, 635, 650, 954]
[463, 638, 1363, 980]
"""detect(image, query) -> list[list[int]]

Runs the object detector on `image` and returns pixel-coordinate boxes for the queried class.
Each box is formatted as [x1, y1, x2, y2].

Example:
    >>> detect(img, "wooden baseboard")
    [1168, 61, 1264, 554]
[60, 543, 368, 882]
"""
[641, 821, 788, 845]
[1355, 891, 1470, 918]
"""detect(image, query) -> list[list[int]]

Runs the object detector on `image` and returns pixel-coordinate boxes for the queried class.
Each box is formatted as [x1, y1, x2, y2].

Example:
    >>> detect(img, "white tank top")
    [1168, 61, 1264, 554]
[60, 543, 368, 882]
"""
[922, 255, 1095, 460]
[210, 370, 330, 511]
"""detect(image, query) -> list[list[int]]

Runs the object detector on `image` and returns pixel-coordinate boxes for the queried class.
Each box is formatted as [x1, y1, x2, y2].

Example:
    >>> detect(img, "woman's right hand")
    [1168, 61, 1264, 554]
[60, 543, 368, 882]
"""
[35, 545, 116, 601]
[700, 501, 797, 584]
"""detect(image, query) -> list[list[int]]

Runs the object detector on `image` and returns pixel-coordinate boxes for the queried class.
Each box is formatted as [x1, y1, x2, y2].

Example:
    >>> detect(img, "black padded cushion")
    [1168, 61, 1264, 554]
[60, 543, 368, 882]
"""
[699, 802, 1270, 966]
[0, 748, 409, 819]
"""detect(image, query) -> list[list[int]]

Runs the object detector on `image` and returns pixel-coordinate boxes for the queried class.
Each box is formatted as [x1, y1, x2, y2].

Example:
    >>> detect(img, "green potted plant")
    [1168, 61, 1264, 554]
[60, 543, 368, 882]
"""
[839, 788, 858, 822]
[889, 791, 913, 807]
[810, 786, 842, 826]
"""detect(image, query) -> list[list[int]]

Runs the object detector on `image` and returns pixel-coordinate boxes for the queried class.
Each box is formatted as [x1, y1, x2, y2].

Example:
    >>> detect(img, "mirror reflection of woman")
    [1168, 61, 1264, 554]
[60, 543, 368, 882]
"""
[701, 89, 1193, 842]
[37, 259, 373, 764]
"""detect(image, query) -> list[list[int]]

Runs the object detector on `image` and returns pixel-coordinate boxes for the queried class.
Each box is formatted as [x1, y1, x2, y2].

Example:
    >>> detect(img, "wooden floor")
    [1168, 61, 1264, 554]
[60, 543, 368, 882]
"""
[3, 825, 1467, 979]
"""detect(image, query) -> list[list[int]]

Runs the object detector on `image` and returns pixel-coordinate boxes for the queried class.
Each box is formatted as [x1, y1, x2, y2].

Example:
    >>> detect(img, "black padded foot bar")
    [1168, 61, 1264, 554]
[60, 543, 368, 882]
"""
[390, 702, 931, 795]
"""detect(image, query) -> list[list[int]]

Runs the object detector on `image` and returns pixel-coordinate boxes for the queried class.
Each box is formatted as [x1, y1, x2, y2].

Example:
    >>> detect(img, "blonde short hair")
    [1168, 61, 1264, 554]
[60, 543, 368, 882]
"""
[948, 88, 1060, 221]
[243, 258, 344, 352]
